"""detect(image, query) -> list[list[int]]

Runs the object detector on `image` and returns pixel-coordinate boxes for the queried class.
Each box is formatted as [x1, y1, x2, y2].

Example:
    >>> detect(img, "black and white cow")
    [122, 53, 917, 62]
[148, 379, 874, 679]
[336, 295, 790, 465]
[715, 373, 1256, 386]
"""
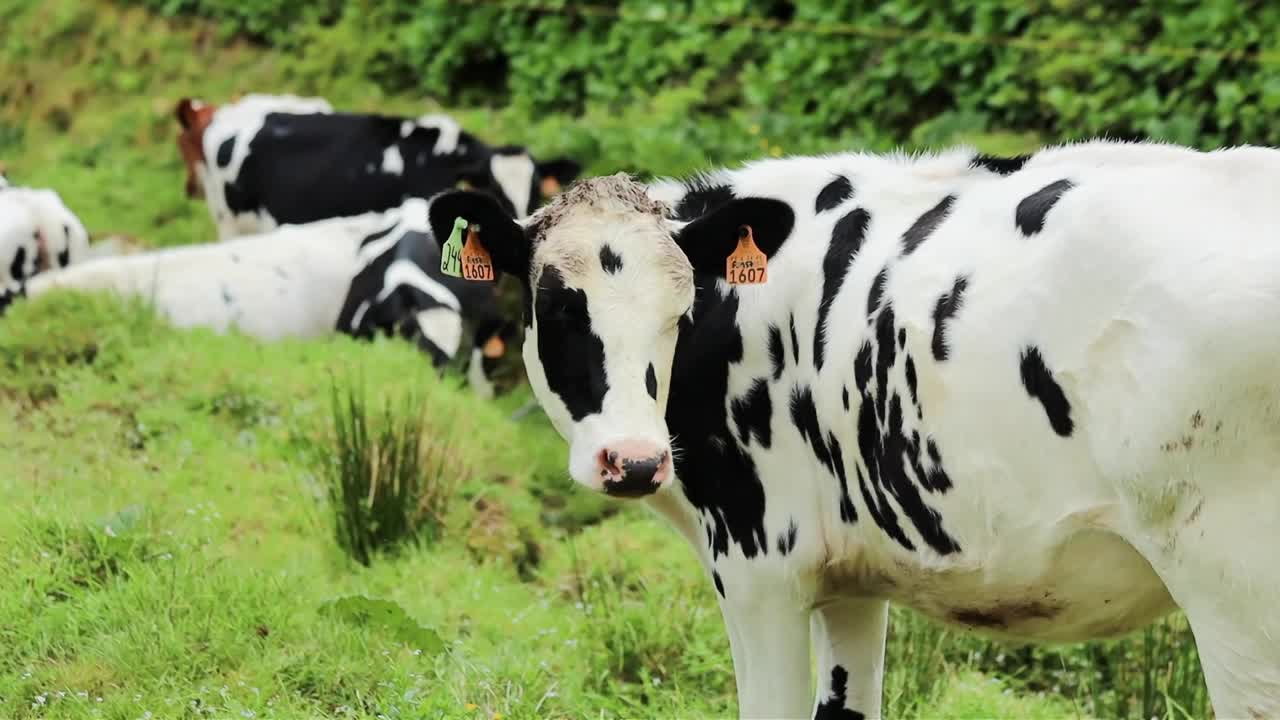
[18, 199, 514, 394]
[1, 192, 39, 313]
[174, 95, 581, 240]
[425, 140, 1280, 719]
[0, 185, 90, 272]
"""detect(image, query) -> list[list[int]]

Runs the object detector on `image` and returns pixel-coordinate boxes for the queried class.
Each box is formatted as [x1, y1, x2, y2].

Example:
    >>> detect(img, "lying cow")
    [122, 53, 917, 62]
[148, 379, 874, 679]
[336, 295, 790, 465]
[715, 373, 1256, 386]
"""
[19, 199, 513, 395]
[174, 95, 581, 240]
[0, 193, 38, 312]
[0, 186, 90, 272]
[425, 141, 1280, 719]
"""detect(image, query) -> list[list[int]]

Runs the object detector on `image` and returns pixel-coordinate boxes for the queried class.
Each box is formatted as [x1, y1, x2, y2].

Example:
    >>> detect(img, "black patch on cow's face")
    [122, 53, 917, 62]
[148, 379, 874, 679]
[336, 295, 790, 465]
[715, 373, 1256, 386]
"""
[712, 570, 725, 598]
[788, 313, 800, 363]
[1019, 346, 1074, 437]
[1016, 179, 1074, 236]
[930, 275, 969, 362]
[670, 287, 768, 560]
[970, 153, 1031, 176]
[815, 208, 870, 370]
[645, 363, 657, 400]
[841, 386, 850, 411]
[768, 324, 785, 380]
[814, 666, 866, 720]
[776, 519, 798, 555]
[901, 194, 955, 256]
[215, 137, 235, 168]
[599, 244, 623, 274]
[791, 386, 857, 523]
[904, 356, 918, 407]
[536, 267, 608, 421]
[815, 175, 854, 213]
[674, 182, 733, 221]
[867, 268, 887, 319]
[730, 378, 772, 449]
[56, 248, 70, 268]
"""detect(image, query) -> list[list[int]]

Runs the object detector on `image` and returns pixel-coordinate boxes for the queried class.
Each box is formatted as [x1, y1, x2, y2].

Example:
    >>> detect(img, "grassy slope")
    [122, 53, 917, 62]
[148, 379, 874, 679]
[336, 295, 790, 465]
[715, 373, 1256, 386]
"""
[0, 1, 1207, 718]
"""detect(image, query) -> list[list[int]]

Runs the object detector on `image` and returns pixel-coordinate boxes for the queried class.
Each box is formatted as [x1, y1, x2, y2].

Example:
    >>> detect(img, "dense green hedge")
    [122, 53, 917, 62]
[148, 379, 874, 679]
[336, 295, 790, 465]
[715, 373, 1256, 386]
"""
[128, 0, 1280, 151]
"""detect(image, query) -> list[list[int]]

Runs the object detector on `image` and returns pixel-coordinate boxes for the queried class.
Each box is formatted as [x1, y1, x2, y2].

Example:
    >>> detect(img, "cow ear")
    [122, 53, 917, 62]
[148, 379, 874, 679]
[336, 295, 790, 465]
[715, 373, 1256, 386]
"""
[536, 157, 582, 195]
[175, 98, 199, 129]
[428, 190, 530, 277]
[672, 197, 795, 276]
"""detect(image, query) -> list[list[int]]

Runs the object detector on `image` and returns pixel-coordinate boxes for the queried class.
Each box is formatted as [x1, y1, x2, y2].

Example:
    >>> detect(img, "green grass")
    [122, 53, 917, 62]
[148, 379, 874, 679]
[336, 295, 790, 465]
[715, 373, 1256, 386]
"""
[0, 0, 1215, 717]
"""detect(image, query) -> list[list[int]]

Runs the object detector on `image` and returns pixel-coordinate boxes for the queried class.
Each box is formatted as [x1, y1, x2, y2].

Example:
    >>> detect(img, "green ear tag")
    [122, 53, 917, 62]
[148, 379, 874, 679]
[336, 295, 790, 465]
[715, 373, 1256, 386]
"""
[441, 216, 467, 278]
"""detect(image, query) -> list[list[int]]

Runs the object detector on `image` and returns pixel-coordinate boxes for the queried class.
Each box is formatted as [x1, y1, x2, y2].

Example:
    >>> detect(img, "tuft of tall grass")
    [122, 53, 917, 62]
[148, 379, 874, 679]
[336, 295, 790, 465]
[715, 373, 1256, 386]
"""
[317, 374, 467, 566]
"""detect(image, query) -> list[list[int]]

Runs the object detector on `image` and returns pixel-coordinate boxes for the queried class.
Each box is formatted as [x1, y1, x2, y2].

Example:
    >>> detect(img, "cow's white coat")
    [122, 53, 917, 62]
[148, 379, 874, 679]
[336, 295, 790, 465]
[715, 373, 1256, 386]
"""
[502, 140, 1280, 719]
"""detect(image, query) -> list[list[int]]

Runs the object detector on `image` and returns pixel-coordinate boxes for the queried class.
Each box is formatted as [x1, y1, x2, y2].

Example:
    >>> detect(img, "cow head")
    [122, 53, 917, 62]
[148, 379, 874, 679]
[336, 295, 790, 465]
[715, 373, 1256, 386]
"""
[174, 98, 217, 199]
[460, 147, 581, 220]
[429, 174, 792, 498]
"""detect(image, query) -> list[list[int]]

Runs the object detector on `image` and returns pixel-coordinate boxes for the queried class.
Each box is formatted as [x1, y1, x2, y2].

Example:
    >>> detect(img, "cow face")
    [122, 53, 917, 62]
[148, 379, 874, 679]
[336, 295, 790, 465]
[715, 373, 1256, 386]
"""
[174, 98, 217, 199]
[429, 174, 791, 498]
[461, 147, 581, 220]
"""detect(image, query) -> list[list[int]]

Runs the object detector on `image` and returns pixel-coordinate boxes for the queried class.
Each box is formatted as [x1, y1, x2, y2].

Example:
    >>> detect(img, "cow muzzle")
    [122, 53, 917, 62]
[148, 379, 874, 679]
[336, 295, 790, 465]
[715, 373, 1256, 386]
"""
[594, 439, 672, 498]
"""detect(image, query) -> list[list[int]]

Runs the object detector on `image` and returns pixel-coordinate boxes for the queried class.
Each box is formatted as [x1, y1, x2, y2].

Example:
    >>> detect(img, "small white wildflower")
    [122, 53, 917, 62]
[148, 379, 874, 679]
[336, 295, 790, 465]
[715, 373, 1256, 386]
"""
[57, 691, 66, 698]
[40, 551, 50, 558]
[78, 691, 89, 699]
[134, 693, 143, 701]
[187, 508, 197, 515]
[142, 712, 154, 719]
[97, 697, 104, 702]
[237, 681, 245, 687]
[241, 711, 255, 718]
[412, 649, 422, 656]
[652, 677, 662, 686]
[105, 525, 117, 537]
[34, 694, 47, 705]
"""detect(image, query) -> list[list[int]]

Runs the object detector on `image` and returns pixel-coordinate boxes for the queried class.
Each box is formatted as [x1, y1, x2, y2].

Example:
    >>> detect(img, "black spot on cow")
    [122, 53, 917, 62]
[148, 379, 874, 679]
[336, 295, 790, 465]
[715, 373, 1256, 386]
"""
[599, 244, 623, 274]
[536, 267, 609, 421]
[56, 248, 70, 268]
[855, 302, 962, 556]
[1019, 346, 1074, 437]
[222, 181, 255, 215]
[62, 224, 71, 241]
[776, 519, 799, 555]
[970, 153, 1031, 176]
[867, 268, 887, 318]
[670, 286, 769, 560]
[9, 245, 27, 281]
[788, 313, 800, 363]
[931, 275, 969, 361]
[904, 355, 918, 407]
[768, 324, 785, 380]
[215, 137, 235, 168]
[901, 194, 955, 256]
[842, 385, 850, 411]
[815, 208, 870, 370]
[791, 386, 857, 523]
[1016, 179, 1074, 236]
[674, 181, 733, 221]
[815, 175, 854, 213]
[645, 363, 657, 400]
[731, 379, 773, 449]
[712, 571, 726, 598]
[814, 666, 866, 720]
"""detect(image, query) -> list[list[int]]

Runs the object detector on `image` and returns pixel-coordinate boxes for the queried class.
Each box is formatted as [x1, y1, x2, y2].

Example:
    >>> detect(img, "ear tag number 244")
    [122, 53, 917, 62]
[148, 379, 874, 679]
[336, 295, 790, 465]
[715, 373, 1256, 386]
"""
[442, 216, 495, 282]
[726, 225, 768, 285]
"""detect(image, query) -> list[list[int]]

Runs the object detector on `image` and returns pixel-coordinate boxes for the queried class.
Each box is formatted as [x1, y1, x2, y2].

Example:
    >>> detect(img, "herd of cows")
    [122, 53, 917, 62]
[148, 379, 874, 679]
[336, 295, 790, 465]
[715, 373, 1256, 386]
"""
[5, 93, 1280, 719]
[1, 93, 582, 397]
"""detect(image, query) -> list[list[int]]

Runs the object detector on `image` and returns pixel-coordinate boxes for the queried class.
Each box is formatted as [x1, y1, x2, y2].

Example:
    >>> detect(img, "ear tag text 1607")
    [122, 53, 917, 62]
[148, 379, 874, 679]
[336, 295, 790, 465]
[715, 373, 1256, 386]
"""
[726, 225, 768, 285]
[461, 224, 495, 282]
[441, 216, 467, 277]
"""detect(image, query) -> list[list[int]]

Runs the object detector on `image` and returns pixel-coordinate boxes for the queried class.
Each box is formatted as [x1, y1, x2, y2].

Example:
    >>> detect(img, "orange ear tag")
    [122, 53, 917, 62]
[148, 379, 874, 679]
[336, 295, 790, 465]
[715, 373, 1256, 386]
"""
[481, 335, 506, 358]
[540, 176, 562, 197]
[461, 224, 495, 282]
[726, 225, 768, 285]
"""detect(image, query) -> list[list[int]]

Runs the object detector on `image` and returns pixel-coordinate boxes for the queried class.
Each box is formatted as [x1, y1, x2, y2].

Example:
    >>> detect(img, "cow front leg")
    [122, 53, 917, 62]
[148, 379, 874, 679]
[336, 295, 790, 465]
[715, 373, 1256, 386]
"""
[718, 592, 814, 719]
[810, 597, 888, 720]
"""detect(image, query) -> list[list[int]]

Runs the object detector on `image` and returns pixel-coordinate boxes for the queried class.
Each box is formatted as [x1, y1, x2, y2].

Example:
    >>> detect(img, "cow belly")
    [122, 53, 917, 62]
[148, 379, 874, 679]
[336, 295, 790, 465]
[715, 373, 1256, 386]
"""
[871, 521, 1176, 644]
